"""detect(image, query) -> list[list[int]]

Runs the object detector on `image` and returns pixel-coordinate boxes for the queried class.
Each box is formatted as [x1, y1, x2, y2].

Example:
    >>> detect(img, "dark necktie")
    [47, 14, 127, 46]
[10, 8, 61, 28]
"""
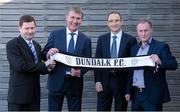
[28, 42, 38, 63]
[67, 33, 75, 74]
[68, 33, 75, 53]
[111, 36, 117, 58]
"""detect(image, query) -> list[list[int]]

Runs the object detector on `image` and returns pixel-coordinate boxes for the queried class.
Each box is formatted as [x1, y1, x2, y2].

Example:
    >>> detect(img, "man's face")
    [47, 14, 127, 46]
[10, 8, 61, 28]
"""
[19, 21, 36, 41]
[107, 13, 123, 34]
[66, 11, 82, 32]
[137, 22, 152, 43]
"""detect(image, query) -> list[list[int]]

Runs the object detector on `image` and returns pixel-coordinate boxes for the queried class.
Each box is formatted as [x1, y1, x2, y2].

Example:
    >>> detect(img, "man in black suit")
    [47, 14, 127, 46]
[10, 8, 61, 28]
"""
[42, 6, 91, 111]
[94, 11, 137, 111]
[6, 15, 56, 111]
[125, 19, 178, 111]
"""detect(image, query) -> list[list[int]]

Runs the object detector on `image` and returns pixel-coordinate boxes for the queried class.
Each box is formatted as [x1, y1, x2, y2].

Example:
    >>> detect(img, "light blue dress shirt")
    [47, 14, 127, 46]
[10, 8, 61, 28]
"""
[132, 38, 152, 88]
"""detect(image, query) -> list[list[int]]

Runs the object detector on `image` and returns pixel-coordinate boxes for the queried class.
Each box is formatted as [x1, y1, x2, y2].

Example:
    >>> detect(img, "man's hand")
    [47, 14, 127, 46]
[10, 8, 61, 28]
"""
[95, 82, 103, 92]
[125, 94, 131, 101]
[45, 59, 56, 72]
[47, 48, 59, 59]
[150, 54, 161, 65]
[71, 68, 81, 77]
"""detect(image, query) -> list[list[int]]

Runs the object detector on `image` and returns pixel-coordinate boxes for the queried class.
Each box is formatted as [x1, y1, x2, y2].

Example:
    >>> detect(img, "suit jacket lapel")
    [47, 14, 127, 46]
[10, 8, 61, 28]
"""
[118, 32, 126, 57]
[147, 38, 156, 55]
[132, 45, 139, 56]
[75, 32, 81, 54]
[18, 36, 40, 62]
[131, 39, 156, 57]
[17, 36, 33, 55]
[105, 33, 111, 58]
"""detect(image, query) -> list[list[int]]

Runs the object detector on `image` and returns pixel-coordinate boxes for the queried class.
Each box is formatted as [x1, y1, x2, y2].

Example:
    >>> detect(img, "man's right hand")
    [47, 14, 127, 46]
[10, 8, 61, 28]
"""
[47, 48, 59, 59]
[45, 59, 56, 72]
[95, 82, 103, 92]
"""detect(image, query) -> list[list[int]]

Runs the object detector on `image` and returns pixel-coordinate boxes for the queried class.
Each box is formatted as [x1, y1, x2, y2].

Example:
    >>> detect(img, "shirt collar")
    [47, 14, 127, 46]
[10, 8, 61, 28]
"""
[21, 35, 33, 44]
[139, 37, 152, 49]
[66, 27, 78, 36]
[111, 30, 122, 39]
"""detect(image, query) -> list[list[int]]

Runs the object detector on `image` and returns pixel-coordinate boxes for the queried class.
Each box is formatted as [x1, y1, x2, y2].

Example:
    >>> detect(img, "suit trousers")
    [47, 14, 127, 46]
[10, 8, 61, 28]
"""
[48, 76, 82, 111]
[8, 98, 40, 111]
[132, 88, 162, 111]
[97, 73, 127, 111]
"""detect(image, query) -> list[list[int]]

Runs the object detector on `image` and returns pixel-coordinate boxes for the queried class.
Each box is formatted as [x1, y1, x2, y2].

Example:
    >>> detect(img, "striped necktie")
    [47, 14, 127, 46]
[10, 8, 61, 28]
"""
[28, 41, 38, 63]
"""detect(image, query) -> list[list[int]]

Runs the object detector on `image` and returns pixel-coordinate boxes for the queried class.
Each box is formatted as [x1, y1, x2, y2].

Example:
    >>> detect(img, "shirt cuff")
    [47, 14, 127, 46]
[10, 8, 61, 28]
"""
[95, 82, 101, 85]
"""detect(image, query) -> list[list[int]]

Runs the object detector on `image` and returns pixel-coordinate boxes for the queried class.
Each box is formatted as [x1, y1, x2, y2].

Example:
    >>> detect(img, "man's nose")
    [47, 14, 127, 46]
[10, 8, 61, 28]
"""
[73, 18, 78, 23]
[28, 29, 34, 33]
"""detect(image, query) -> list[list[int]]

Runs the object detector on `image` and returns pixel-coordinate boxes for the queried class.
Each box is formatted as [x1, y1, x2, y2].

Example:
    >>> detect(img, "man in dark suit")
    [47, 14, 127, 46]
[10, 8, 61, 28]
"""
[94, 11, 137, 111]
[125, 19, 178, 111]
[42, 6, 91, 111]
[6, 15, 56, 111]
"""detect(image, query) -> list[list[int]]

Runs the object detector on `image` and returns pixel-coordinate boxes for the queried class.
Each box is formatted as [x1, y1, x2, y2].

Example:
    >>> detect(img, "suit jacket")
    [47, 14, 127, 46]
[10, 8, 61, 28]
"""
[126, 38, 178, 104]
[6, 36, 48, 104]
[94, 32, 137, 94]
[42, 27, 92, 93]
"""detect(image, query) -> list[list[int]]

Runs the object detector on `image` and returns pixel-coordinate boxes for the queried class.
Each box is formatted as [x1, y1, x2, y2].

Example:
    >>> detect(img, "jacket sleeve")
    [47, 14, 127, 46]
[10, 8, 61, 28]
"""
[126, 70, 133, 95]
[80, 38, 92, 75]
[159, 43, 178, 70]
[42, 32, 55, 60]
[94, 37, 103, 83]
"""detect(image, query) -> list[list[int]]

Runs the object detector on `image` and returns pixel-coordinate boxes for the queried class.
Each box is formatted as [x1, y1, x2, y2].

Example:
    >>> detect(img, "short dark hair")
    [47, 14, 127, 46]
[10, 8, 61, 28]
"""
[137, 18, 152, 28]
[107, 11, 123, 21]
[19, 15, 36, 27]
[67, 6, 83, 19]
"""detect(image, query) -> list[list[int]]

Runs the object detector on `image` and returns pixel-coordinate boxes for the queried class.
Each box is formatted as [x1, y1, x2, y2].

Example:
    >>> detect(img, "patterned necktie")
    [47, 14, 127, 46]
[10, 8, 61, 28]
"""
[68, 33, 75, 53]
[28, 41, 38, 63]
[111, 36, 117, 58]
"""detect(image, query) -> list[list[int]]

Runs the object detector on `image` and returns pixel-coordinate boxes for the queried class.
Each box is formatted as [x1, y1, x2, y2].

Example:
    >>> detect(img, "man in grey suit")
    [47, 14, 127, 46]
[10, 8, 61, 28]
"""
[6, 15, 56, 111]
[42, 6, 92, 111]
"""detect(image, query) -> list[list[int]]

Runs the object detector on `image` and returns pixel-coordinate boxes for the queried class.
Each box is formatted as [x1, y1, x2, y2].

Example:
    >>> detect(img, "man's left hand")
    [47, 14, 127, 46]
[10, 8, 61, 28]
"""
[71, 68, 81, 77]
[150, 54, 161, 65]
